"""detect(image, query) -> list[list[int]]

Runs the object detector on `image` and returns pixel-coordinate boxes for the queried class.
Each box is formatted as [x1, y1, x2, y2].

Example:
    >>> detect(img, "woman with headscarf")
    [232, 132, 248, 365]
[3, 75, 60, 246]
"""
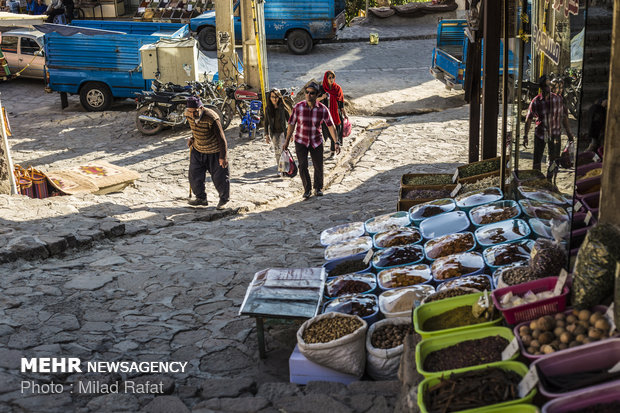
[265, 88, 291, 176]
[318, 70, 347, 157]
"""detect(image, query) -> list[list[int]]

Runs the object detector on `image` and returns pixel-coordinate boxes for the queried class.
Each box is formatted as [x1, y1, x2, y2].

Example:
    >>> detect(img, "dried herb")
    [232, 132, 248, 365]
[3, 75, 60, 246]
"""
[423, 335, 509, 372]
[422, 306, 496, 331]
[403, 174, 452, 186]
[404, 189, 452, 200]
[462, 175, 501, 192]
[458, 158, 501, 178]
[328, 259, 368, 277]
[424, 367, 521, 413]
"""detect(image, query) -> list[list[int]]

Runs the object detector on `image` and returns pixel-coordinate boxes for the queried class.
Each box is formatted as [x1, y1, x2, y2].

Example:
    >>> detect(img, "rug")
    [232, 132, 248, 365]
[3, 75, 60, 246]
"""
[46, 161, 140, 195]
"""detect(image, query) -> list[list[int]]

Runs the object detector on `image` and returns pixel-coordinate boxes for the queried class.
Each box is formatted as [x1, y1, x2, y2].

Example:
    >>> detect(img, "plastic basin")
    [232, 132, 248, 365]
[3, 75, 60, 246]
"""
[323, 293, 380, 326]
[431, 251, 486, 283]
[364, 211, 411, 235]
[324, 273, 377, 300]
[320, 221, 365, 246]
[454, 186, 504, 211]
[533, 338, 620, 399]
[416, 361, 536, 413]
[474, 219, 531, 247]
[372, 226, 422, 250]
[575, 176, 601, 199]
[408, 198, 456, 226]
[581, 192, 600, 216]
[415, 326, 517, 378]
[436, 274, 494, 292]
[542, 380, 620, 413]
[376, 264, 432, 291]
[324, 236, 373, 261]
[519, 199, 569, 222]
[517, 186, 568, 205]
[412, 292, 503, 339]
[423, 232, 477, 262]
[322, 252, 372, 278]
[378, 284, 436, 318]
[482, 239, 535, 271]
[372, 244, 425, 271]
[419, 210, 470, 240]
[469, 199, 521, 227]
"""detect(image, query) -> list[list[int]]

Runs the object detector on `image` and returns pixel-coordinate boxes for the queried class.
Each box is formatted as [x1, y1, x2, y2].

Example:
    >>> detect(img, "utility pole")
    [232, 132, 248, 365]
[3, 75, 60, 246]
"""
[481, 0, 500, 159]
[240, 0, 260, 89]
[215, 0, 239, 86]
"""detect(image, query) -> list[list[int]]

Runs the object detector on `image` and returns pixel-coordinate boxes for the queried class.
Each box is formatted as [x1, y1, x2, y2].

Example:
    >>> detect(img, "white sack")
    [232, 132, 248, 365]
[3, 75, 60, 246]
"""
[366, 317, 411, 380]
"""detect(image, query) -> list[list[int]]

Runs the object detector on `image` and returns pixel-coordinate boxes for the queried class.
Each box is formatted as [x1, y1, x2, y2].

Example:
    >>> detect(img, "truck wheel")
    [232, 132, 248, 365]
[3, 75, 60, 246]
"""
[287, 30, 312, 55]
[198, 26, 217, 51]
[80, 82, 112, 112]
[136, 106, 164, 135]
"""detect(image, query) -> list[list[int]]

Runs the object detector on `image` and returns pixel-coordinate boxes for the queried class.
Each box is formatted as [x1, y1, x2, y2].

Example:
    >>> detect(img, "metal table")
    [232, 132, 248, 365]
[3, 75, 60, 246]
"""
[239, 268, 325, 358]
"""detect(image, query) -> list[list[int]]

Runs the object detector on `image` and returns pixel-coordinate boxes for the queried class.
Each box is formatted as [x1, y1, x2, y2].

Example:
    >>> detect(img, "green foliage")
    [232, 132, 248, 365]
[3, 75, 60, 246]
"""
[345, 0, 429, 24]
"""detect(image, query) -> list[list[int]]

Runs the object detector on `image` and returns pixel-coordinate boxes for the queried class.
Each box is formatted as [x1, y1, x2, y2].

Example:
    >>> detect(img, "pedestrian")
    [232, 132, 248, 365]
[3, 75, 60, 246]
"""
[45, 0, 65, 22]
[586, 95, 607, 152]
[184, 96, 230, 209]
[283, 81, 339, 199]
[317, 70, 347, 157]
[264, 88, 291, 176]
[7, 0, 20, 13]
[523, 74, 574, 179]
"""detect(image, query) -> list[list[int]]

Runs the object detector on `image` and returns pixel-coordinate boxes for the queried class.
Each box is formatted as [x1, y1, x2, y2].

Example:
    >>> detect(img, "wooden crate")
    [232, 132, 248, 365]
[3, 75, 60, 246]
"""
[400, 173, 453, 188]
[456, 156, 502, 180]
[457, 170, 501, 185]
[398, 184, 457, 212]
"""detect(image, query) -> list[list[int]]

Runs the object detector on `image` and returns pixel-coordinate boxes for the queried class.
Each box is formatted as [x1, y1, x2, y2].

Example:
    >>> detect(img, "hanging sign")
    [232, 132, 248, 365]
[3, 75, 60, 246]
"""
[532, 24, 560, 65]
[546, 0, 579, 18]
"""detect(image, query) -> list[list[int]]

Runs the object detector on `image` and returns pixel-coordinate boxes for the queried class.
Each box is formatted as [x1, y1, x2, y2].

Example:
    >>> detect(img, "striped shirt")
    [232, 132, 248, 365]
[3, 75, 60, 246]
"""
[288, 101, 334, 148]
[526, 92, 567, 140]
[186, 107, 227, 157]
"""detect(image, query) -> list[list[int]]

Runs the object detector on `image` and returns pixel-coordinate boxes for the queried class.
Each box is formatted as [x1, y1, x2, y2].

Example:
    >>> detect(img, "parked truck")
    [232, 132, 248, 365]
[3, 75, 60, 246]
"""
[42, 21, 188, 111]
[190, 0, 346, 55]
[429, 19, 516, 91]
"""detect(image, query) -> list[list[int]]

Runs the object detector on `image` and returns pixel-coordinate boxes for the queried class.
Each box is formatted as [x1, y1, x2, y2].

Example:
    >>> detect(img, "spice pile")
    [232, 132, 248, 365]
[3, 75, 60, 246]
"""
[423, 335, 509, 372]
[302, 316, 362, 344]
[423, 306, 497, 331]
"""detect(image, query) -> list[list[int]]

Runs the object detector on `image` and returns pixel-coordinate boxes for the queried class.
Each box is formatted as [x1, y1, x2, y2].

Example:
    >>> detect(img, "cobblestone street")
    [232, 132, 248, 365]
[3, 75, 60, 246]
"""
[0, 27, 471, 412]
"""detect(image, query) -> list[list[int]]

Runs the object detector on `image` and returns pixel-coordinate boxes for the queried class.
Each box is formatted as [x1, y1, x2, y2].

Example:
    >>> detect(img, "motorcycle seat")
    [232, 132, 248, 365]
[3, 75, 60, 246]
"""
[234, 89, 259, 100]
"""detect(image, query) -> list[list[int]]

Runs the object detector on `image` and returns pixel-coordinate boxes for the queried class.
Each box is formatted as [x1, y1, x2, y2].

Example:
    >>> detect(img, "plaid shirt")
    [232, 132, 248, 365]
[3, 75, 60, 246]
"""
[526, 92, 567, 140]
[288, 101, 334, 148]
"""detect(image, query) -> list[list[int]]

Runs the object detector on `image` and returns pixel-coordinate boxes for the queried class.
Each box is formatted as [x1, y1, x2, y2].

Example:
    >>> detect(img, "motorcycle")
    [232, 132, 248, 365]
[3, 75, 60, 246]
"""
[135, 82, 223, 136]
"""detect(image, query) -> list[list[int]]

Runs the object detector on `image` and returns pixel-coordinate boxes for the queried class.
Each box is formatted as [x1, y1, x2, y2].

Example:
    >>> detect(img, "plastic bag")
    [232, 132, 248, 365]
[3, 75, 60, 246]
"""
[377, 264, 432, 289]
[372, 244, 424, 269]
[529, 238, 566, 278]
[325, 273, 376, 299]
[342, 117, 352, 137]
[373, 227, 422, 249]
[378, 285, 435, 318]
[297, 312, 367, 377]
[559, 140, 575, 169]
[278, 149, 297, 178]
[571, 224, 620, 309]
[365, 318, 411, 380]
[431, 252, 484, 281]
[424, 232, 475, 260]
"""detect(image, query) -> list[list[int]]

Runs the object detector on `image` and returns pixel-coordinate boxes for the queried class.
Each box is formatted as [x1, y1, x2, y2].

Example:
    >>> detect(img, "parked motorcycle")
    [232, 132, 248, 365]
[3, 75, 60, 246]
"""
[135, 85, 223, 136]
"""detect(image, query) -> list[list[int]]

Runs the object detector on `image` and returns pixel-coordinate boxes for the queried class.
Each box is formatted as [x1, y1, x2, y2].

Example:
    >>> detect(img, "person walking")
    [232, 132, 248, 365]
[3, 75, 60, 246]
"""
[283, 81, 338, 199]
[184, 96, 230, 209]
[264, 88, 291, 176]
[318, 70, 347, 157]
[45, 0, 65, 22]
[523, 75, 574, 179]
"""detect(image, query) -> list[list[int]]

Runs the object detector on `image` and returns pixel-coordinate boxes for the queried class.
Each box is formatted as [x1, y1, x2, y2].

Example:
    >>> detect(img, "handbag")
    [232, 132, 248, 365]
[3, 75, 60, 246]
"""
[342, 117, 352, 138]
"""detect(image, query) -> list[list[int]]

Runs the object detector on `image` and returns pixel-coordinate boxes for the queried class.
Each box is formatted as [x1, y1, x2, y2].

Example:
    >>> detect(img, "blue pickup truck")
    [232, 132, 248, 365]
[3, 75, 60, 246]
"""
[430, 19, 516, 91]
[42, 21, 187, 111]
[190, 0, 346, 54]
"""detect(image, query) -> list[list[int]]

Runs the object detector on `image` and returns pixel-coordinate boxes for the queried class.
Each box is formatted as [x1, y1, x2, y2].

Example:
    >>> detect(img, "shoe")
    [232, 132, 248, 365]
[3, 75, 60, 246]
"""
[327, 151, 335, 159]
[302, 191, 311, 199]
[188, 198, 208, 206]
[315, 190, 323, 197]
[216, 200, 229, 210]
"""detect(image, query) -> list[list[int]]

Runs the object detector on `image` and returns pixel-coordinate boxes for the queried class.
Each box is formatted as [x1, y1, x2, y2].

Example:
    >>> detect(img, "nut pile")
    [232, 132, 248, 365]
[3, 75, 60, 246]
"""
[518, 311, 611, 355]
[371, 324, 413, 349]
[302, 316, 362, 344]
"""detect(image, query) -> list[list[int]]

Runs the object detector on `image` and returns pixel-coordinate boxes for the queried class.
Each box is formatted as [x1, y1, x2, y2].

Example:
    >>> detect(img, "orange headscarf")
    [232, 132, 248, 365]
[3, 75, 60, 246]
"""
[322, 70, 343, 125]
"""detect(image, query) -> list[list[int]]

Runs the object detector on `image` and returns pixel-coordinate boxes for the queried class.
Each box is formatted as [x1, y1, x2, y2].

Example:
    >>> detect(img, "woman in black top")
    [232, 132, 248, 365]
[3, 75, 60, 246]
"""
[265, 89, 291, 175]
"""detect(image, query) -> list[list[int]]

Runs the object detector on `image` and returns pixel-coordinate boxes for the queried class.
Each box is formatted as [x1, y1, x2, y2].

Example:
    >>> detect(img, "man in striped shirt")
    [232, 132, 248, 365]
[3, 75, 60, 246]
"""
[523, 75, 574, 179]
[282, 82, 338, 199]
[184, 97, 230, 209]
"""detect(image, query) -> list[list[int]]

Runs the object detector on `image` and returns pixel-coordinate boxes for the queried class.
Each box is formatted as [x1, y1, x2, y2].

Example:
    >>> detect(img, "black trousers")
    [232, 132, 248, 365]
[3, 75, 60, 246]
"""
[46, 8, 65, 23]
[533, 135, 561, 176]
[321, 113, 343, 152]
[295, 142, 323, 194]
[189, 149, 229, 203]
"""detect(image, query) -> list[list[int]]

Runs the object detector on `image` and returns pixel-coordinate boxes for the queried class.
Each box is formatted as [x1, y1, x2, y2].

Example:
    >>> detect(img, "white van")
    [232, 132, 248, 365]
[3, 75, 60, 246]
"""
[0, 29, 45, 79]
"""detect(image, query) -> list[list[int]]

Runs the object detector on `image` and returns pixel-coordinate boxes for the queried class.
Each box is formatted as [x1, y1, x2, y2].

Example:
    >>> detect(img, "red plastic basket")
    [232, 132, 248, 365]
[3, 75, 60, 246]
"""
[491, 276, 568, 325]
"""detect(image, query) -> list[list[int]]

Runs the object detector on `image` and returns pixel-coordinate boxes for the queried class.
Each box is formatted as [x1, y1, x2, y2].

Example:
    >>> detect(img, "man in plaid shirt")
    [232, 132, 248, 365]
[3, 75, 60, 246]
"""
[523, 75, 574, 178]
[283, 82, 338, 199]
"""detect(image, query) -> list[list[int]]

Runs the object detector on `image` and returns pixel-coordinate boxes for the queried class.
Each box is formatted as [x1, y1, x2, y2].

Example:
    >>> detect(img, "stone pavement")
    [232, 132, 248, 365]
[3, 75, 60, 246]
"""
[0, 22, 472, 412]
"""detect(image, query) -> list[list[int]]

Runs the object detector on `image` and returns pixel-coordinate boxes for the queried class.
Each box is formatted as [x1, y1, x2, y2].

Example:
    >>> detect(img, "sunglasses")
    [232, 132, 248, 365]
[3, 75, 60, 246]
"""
[305, 90, 317, 96]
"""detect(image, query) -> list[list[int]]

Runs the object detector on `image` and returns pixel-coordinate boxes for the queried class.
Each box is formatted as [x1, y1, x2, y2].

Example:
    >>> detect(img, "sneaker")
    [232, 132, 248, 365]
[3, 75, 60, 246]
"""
[188, 198, 208, 206]
[216, 200, 229, 210]
[302, 191, 312, 199]
[315, 190, 323, 197]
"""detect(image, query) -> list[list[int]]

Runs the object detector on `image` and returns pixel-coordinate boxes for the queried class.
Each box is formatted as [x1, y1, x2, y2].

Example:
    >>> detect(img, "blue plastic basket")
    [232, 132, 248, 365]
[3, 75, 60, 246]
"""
[431, 251, 486, 283]
[436, 273, 494, 292]
[376, 264, 432, 291]
[320, 222, 366, 246]
[474, 219, 531, 248]
[468, 199, 522, 227]
[324, 273, 377, 300]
